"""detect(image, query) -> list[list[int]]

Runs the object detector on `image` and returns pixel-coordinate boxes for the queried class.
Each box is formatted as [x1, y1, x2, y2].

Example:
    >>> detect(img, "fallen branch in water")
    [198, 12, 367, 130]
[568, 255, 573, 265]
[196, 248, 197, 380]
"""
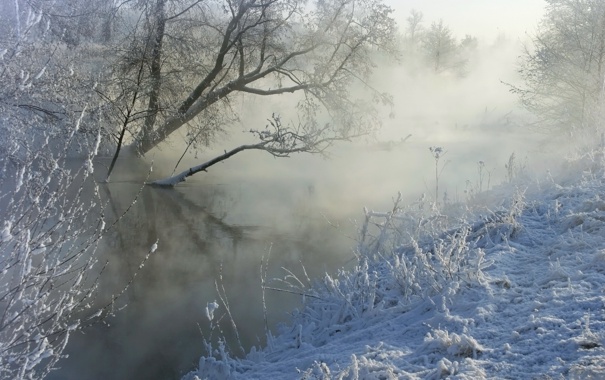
[148, 115, 355, 187]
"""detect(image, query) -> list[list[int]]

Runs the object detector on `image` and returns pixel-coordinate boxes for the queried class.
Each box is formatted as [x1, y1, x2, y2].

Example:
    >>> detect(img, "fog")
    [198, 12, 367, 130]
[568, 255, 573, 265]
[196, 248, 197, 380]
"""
[387, 0, 544, 42]
[50, 3, 581, 379]
[148, 4, 557, 214]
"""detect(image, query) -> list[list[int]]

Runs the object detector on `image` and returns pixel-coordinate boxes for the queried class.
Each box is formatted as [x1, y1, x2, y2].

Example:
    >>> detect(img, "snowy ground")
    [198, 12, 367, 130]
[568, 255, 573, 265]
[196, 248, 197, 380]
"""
[183, 151, 605, 379]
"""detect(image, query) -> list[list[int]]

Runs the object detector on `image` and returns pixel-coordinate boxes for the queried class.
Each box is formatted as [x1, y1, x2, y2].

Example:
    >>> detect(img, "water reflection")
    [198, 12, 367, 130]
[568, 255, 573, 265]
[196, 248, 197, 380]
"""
[47, 135, 544, 379]
[48, 171, 353, 380]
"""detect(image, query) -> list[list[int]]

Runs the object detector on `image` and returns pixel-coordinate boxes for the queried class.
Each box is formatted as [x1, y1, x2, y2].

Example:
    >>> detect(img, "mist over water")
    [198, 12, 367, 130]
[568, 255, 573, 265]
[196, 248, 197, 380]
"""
[47, 6, 575, 378]
[48, 158, 358, 380]
[50, 131, 552, 380]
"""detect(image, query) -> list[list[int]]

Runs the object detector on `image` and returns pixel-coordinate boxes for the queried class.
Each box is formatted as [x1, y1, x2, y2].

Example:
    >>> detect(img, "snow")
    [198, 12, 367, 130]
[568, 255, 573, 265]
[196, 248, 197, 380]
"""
[1, 221, 13, 243]
[150, 239, 158, 253]
[206, 301, 220, 322]
[181, 149, 605, 379]
[148, 172, 188, 187]
[83, 158, 94, 174]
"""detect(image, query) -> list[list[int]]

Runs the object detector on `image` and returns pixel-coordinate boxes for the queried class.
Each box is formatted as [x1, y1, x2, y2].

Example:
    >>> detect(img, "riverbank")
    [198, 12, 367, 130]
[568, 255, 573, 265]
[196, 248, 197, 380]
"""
[184, 149, 605, 379]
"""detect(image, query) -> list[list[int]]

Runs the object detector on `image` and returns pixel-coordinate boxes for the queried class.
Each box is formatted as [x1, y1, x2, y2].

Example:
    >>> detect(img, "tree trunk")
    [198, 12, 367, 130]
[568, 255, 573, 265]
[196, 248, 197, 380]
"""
[148, 142, 265, 186]
[101, 3, 115, 43]
[141, 0, 166, 147]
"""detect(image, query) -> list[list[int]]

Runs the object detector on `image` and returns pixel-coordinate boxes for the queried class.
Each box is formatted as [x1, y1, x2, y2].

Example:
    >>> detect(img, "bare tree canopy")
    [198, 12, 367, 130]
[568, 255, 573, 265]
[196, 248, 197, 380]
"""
[106, 0, 397, 158]
[509, 0, 605, 133]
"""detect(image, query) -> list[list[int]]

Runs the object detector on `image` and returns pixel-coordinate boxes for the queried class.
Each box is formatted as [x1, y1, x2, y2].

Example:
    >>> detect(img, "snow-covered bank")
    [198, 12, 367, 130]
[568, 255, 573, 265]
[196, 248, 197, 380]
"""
[184, 151, 605, 379]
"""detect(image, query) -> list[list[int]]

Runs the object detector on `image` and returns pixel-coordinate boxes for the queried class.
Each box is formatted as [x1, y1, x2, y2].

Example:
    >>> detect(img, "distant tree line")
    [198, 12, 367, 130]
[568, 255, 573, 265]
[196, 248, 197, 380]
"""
[400, 9, 478, 77]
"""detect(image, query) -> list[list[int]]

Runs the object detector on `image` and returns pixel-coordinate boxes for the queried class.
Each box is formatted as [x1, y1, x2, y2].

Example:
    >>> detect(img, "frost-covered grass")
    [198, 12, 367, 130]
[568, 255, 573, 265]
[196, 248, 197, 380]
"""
[183, 146, 605, 379]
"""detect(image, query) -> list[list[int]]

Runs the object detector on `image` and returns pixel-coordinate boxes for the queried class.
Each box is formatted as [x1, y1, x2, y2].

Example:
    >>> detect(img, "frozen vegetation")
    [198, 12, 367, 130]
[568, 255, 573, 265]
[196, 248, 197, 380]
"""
[3, 0, 605, 377]
[183, 149, 605, 379]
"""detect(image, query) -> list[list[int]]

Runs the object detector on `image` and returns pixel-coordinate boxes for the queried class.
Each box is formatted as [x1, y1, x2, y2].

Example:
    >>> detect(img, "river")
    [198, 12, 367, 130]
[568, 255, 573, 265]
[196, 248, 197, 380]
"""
[47, 151, 364, 379]
[45, 131, 546, 379]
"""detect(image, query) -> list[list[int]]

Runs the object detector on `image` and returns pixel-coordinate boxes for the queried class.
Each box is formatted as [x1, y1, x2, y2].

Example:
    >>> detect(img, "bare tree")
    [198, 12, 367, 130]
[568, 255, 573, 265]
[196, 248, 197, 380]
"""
[421, 19, 466, 74]
[509, 0, 605, 134]
[403, 9, 424, 56]
[104, 0, 396, 167]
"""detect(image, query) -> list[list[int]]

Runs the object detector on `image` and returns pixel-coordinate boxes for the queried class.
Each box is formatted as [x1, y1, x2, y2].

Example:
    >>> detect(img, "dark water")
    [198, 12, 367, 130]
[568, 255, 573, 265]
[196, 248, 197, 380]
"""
[47, 159, 356, 380]
[46, 133, 545, 379]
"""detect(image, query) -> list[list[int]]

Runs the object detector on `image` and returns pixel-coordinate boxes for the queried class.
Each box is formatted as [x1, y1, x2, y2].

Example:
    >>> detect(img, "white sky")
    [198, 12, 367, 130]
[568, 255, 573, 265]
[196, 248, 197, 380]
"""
[385, 0, 546, 43]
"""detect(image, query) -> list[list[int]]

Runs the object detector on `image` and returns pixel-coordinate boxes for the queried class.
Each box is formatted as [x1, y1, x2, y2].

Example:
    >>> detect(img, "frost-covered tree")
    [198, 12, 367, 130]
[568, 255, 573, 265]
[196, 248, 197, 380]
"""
[460, 34, 478, 55]
[0, 113, 107, 380]
[0, 0, 110, 152]
[399, 11, 474, 77]
[402, 9, 424, 56]
[421, 19, 466, 75]
[0, 2, 113, 378]
[102, 0, 397, 174]
[510, 0, 605, 134]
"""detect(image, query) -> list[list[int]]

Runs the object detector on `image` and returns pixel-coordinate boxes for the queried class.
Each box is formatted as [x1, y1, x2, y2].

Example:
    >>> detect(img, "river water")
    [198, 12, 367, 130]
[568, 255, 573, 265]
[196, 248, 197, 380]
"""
[48, 151, 365, 379]
[45, 131, 547, 379]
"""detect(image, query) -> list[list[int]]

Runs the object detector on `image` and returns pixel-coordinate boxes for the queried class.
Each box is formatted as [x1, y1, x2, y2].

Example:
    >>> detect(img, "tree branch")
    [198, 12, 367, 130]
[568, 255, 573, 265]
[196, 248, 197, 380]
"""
[148, 115, 351, 186]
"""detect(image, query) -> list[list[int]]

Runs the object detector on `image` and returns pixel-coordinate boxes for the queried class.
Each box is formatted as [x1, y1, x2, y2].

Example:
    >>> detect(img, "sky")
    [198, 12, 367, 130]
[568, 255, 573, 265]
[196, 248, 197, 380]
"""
[385, 0, 546, 43]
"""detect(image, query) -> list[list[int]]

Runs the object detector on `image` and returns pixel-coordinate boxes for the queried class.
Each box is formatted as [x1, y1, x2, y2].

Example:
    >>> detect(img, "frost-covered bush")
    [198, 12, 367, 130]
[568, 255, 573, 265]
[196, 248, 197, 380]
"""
[0, 3, 112, 378]
[245, 190, 522, 353]
[183, 183, 528, 380]
[0, 113, 107, 379]
[275, 213, 472, 345]
[421, 328, 485, 359]
[0, 1, 115, 161]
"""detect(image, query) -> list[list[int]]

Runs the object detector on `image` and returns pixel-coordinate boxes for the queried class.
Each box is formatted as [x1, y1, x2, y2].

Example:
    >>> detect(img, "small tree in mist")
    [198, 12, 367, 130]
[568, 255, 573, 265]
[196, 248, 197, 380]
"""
[509, 0, 605, 135]
[402, 9, 424, 58]
[97, 0, 397, 181]
[460, 34, 479, 64]
[401, 12, 472, 76]
[421, 20, 467, 75]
